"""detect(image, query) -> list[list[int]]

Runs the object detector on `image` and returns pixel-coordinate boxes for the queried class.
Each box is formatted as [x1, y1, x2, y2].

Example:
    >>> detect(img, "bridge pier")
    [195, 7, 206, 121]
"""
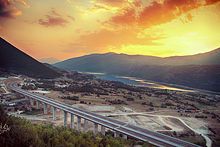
[101, 126, 105, 136]
[36, 101, 39, 109]
[94, 123, 99, 135]
[30, 99, 34, 106]
[114, 131, 119, 138]
[123, 134, 127, 140]
[52, 106, 56, 121]
[70, 114, 74, 129]
[83, 119, 88, 132]
[43, 103, 47, 114]
[63, 111, 67, 127]
[77, 116, 81, 131]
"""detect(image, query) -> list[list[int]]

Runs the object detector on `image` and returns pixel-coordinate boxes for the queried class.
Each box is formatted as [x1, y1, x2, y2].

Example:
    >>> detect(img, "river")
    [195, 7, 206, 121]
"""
[81, 72, 195, 92]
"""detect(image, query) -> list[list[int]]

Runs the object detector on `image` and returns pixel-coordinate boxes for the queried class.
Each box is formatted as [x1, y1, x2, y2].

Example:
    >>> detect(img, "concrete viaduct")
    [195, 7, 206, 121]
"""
[7, 82, 200, 147]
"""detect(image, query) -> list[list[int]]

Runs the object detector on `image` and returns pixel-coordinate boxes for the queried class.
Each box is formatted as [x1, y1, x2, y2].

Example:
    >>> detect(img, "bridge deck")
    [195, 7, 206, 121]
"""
[8, 82, 200, 147]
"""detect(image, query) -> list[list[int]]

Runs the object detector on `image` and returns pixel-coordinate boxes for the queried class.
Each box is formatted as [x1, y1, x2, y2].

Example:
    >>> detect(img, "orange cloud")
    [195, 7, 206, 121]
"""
[110, 0, 220, 27]
[0, 0, 27, 18]
[38, 9, 73, 27]
[206, 0, 220, 5]
[96, 0, 126, 7]
[111, 7, 136, 25]
[138, 0, 201, 27]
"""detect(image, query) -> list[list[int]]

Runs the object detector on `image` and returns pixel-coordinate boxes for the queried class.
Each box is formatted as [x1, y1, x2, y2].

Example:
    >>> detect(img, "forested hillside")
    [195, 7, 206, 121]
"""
[0, 105, 146, 147]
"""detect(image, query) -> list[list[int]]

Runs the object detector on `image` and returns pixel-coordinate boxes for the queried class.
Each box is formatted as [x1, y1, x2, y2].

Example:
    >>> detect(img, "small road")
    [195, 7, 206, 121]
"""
[106, 113, 212, 147]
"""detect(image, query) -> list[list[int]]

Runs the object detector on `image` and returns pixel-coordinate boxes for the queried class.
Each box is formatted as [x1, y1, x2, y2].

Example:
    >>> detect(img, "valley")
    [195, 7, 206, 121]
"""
[3, 71, 218, 146]
[54, 50, 220, 92]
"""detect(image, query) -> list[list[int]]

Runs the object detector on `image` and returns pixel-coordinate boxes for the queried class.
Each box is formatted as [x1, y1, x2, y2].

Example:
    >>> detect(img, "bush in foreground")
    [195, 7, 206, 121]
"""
[0, 105, 151, 147]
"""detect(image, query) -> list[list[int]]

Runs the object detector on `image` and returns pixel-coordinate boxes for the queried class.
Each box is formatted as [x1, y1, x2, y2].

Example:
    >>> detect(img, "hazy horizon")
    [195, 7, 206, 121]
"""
[1, 37, 220, 62]
[40, 47, 220, 62]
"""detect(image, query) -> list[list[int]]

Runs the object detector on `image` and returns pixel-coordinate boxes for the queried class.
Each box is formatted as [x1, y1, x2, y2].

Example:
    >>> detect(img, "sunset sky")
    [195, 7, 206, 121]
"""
[0, 0, 220, 60]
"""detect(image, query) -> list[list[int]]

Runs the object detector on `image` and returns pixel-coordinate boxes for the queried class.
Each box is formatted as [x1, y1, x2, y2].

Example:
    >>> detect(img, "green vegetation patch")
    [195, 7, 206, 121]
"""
[0, 105, 151, 147]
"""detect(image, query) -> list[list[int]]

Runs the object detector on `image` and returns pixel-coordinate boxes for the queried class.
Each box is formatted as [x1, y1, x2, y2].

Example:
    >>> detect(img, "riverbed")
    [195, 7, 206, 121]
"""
[83, 72, 195, 92]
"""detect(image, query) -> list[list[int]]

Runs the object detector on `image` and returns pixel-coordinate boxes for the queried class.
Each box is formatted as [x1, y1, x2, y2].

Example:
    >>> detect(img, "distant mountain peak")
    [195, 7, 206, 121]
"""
[104, 52, 116, 55]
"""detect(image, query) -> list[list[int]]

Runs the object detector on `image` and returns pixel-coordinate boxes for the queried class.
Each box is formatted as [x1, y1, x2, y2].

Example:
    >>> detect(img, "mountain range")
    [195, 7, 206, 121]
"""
[0, 38, 60, 78]
[0, 36, 219, 91]
[54, 49, 220, 92]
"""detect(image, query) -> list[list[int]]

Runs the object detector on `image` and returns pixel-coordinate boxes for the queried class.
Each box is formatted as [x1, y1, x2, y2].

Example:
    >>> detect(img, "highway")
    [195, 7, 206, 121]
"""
[7, 82, 200, 147]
